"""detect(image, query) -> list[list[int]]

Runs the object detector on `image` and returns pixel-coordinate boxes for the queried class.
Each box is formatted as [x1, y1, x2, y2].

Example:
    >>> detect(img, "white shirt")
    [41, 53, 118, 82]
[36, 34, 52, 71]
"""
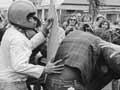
[0, 26, 45, 82]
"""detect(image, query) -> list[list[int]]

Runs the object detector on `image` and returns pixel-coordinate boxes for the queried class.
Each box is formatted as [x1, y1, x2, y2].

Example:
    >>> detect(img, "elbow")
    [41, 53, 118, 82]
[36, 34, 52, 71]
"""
[109, 55, 120, 75]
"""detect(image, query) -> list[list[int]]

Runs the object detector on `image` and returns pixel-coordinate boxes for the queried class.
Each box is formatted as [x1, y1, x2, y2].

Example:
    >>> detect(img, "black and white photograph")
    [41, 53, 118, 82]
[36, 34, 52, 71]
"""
[1, 0, 120, 90]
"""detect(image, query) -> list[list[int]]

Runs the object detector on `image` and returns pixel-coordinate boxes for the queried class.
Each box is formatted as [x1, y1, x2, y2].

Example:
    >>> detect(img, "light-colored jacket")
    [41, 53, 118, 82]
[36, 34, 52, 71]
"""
[0, 26, 45, 82]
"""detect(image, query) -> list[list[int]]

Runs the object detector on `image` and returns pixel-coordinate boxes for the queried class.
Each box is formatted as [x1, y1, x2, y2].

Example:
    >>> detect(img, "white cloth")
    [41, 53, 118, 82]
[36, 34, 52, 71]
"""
[0, 26, 45, 82]
[58, 27, 65, 44]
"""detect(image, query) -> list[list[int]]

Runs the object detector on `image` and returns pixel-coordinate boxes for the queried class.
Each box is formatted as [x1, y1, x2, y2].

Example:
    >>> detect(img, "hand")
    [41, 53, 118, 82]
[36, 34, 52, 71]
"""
[44, 59, 64, 74]
[65, 26, 74, 35]
[45, 18, 54, 30]
[66, 26, 73, 31]
[43, 18, 54, 31]
[41, 18, 54, 37]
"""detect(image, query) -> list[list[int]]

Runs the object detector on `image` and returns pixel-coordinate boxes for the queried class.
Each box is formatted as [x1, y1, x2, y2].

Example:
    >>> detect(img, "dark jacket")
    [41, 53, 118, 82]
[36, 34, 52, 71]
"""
[54, 30, 120, 90]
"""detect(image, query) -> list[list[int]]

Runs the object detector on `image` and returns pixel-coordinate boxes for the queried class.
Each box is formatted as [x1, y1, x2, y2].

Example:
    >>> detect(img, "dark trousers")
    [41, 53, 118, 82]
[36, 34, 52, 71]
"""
[43, 66, 85, 90]
[44, 78, 85, 90]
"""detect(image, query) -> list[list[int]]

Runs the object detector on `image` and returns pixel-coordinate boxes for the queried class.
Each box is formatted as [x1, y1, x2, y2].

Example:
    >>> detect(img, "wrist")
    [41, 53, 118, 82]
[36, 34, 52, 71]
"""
[43, 66, 47, 74]
[41, 27, 49, 37]
[40, 67, 48, 83]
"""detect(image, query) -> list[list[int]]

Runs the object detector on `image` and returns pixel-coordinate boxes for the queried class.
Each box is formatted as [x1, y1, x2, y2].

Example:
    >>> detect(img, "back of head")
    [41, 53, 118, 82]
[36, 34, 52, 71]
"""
[96, 14, 106, 22]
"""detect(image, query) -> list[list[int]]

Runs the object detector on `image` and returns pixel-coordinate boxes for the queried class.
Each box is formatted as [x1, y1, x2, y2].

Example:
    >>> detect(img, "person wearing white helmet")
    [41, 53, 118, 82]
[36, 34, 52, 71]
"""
[0, 0, 64, 90]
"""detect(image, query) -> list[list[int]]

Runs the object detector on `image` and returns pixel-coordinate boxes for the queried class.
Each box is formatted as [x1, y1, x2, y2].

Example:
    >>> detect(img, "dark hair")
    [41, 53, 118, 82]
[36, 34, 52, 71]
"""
[82, 23, 94, 33]
[98, 20, 110, 30]
[67, 16, 77, 25]
[81, 15, 92, 22]
[83, 24, 89, 31]
[96, 16, 105, 21]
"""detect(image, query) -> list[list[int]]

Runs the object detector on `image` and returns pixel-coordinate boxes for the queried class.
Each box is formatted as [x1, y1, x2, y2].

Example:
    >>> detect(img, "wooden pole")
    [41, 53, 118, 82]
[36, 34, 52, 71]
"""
[47, 0, 60, 62]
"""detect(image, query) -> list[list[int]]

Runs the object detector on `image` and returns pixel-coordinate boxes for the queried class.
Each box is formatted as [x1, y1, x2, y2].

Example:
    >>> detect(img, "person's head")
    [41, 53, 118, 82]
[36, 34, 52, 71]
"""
[81, 14, 92, 22]
[96, 14, 105, 22]
[67, 15, 77, 26]
[76, 13, 82, 23]
[8, 0, 41, 30]
[82, 23, 93, 33]
[99, 20, 110, 30]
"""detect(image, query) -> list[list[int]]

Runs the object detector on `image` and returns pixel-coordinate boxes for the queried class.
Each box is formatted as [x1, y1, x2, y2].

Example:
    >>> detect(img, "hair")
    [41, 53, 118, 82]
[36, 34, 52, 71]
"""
[98, 20, 110, 30]
[81, 15, 92, 22]
[82, 23, 94, 33]
[83, 24, 89, 31]
[67, 16, 77, 26]
[96, 16, 105, 22]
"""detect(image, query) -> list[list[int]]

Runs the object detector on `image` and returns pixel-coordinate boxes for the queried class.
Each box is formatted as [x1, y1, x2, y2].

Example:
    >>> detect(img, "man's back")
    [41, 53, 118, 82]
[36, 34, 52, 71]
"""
[54, 30, 114, 90]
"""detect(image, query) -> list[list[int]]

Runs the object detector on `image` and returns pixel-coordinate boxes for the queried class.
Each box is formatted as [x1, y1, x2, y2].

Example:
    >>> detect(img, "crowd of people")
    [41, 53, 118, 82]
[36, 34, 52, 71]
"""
[62, 13, 120, 43]
[1, 0, 120, 90]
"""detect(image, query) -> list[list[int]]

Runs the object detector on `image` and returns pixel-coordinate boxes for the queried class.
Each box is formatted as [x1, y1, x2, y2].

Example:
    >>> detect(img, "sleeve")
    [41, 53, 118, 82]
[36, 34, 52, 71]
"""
[10, 38, 45, 78]
[31, 31, 46, 50]
[99, 40, 120, 75]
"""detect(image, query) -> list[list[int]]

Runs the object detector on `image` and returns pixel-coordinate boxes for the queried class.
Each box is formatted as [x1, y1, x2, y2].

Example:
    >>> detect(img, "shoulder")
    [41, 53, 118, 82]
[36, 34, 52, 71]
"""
[3, 26, 30, 45]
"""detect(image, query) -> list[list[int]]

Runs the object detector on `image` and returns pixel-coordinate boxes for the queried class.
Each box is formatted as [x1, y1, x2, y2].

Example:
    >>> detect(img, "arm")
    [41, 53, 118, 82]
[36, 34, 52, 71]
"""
[10, 38, 64, 78]
[30, 31, 46, 50]
[10, 39, 45, 78]
[99, 40, 120, 75]
[31, 18, 53, 49]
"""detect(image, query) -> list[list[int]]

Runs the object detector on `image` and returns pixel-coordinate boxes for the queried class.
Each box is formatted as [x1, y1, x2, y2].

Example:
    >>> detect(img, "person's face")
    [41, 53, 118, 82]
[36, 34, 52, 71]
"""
[83, 16, 91, 22]
[28, 16, 37, 26]
[101, 22, 109, 30]
[69, 17, 76, 26]
[98, 17, 104, 22]
[77, 16, 81, 22]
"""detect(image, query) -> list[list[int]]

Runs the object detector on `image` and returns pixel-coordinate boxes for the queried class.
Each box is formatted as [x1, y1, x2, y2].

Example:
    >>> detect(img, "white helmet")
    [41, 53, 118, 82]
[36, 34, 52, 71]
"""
[8, 0, 38, 29]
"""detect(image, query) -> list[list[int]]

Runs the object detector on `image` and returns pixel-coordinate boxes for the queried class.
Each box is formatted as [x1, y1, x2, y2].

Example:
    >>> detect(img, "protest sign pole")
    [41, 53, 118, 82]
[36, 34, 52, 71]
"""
[47, 0, 60, 62]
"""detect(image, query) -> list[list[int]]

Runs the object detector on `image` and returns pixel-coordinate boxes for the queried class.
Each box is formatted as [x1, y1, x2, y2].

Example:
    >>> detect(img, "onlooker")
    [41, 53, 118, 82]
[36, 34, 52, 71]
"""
[95, 20, 112, 42]
[62, 21, 68, 30]
[82, 23, 94, 34]
[94, 14, 106, 30]
[76, 13, 82, 30]
[81, 14, 92, 23]
[65, 15, 77, 35]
